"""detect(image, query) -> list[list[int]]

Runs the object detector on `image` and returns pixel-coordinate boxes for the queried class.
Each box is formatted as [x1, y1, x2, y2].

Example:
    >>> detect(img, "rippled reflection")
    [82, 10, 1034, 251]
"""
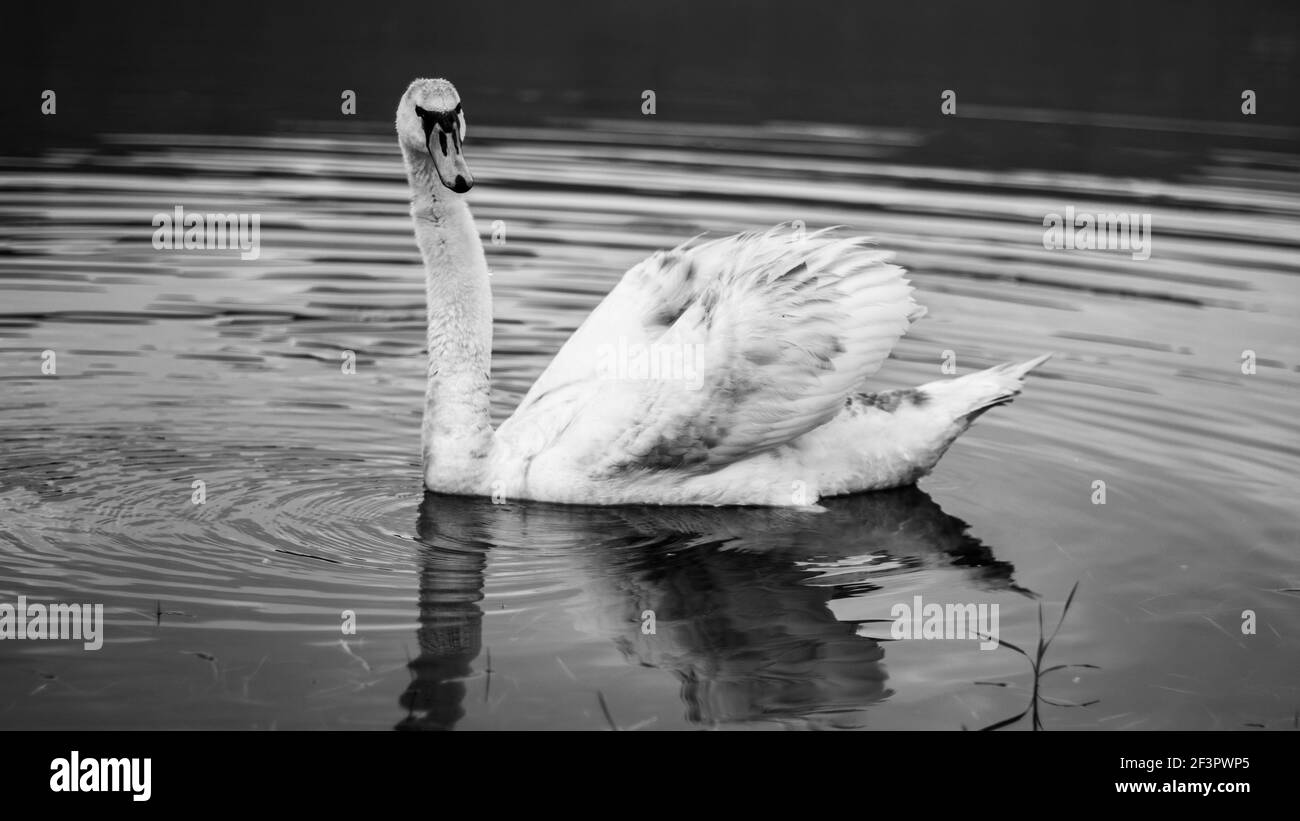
[401, 487, 1027, 729]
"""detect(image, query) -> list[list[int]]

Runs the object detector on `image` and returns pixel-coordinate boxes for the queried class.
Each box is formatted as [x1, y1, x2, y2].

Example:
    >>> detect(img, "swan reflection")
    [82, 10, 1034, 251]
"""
[398, 486, 1025, 730]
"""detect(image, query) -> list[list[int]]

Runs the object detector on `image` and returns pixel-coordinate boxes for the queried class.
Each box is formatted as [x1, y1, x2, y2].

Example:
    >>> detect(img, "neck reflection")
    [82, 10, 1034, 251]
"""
[397, 504, 490, 731]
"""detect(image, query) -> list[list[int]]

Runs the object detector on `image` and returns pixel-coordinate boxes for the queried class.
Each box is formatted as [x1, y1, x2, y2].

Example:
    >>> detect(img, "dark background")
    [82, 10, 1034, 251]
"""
[2, 1, 1298, 171]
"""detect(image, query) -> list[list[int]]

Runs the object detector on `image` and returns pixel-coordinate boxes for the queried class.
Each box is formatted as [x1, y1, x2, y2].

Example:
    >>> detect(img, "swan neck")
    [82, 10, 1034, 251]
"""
[405, 146, 494, 491]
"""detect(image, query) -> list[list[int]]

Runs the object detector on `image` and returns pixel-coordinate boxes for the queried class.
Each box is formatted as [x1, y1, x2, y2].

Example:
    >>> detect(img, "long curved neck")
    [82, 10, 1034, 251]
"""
[402, 143, 494, 492]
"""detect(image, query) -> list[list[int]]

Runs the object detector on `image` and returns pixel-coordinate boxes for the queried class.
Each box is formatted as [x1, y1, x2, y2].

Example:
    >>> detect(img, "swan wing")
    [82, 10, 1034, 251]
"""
[503, 227, 925, 474]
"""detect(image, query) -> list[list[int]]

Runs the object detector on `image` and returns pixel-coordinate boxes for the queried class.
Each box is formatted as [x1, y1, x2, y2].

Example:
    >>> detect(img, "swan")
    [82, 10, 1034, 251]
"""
[397, 78, 1051, 508]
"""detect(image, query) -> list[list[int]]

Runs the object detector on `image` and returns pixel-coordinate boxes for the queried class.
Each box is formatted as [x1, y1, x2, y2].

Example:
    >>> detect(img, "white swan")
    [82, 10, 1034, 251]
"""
[398, 78, 1051, 507]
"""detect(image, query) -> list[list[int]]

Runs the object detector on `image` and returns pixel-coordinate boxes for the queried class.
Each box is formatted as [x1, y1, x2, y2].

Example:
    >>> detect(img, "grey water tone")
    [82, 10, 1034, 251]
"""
[1, 114, 1296, 729]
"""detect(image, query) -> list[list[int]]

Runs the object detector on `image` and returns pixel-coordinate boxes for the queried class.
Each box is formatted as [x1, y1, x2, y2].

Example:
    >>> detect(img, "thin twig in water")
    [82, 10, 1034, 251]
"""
[242, 654, 269, 701]
[183, 651, 220, 682]
[338, 639, 371, 673]
[971, 581, 1098, 731]
[597, 691, 619, 731]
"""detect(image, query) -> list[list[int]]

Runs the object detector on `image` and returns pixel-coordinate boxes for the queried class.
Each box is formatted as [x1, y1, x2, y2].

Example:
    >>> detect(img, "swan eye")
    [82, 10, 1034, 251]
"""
[414, 105, 435, 141]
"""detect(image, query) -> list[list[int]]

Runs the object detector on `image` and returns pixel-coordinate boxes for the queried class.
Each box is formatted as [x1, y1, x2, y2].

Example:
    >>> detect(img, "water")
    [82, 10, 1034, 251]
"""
[0, 121, 1296, 730]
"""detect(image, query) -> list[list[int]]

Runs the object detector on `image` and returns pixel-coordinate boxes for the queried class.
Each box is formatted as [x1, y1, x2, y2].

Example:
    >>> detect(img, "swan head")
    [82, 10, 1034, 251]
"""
[397, 78, 472, 194]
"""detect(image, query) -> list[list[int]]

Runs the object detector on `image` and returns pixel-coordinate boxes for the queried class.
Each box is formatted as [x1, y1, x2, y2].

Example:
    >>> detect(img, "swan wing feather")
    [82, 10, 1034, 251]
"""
[504, 226, 925, 475]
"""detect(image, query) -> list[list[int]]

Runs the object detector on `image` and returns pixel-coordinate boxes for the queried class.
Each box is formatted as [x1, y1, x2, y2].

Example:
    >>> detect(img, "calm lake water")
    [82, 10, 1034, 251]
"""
[0, 120, 1296, 729]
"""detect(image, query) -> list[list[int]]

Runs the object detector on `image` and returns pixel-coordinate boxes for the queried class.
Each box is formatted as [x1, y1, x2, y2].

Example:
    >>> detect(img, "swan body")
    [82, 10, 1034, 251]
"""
[398, 78, 1051, 508]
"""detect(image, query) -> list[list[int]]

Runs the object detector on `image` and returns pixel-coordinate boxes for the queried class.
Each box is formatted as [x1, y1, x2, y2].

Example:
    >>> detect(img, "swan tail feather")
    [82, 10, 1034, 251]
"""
[921, 353, 1053, 425]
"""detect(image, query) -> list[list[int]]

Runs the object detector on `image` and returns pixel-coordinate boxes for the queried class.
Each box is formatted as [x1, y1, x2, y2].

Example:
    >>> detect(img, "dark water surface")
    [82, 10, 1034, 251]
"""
[0, 121, 1296, 729]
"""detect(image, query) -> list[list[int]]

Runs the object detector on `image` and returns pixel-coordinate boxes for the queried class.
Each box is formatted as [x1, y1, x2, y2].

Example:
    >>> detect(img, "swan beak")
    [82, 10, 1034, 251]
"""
[427, 125, 473, 194]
